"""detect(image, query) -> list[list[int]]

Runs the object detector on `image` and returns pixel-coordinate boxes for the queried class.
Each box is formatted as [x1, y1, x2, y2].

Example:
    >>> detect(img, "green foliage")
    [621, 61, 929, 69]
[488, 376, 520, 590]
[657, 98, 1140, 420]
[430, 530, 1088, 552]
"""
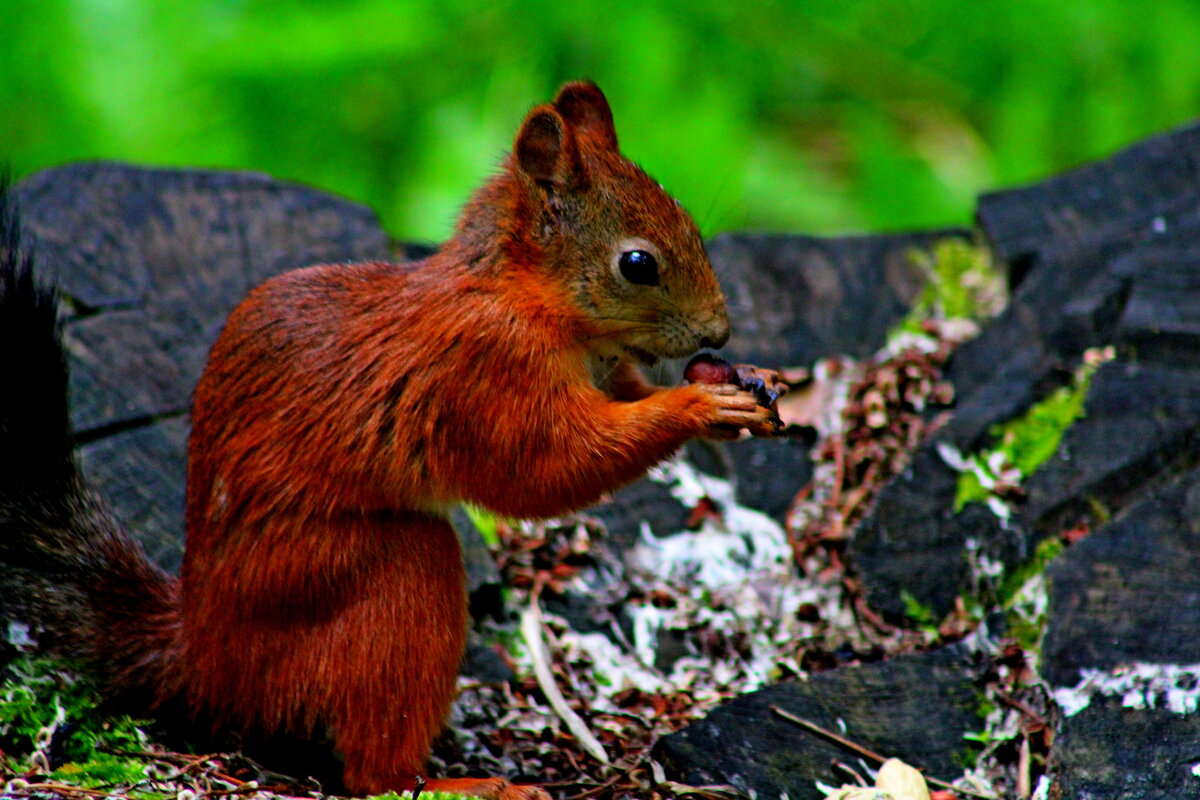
[463, 504, 500, 548]
[900, 589, 938, 631]
[997, 382, 1089, 479]
[1, 655, 149, 788]
[1001, 536, 1065, 653]
[961, 534, 1067, 756]
[953, 468, 989, 513]
[902, 237, 1004, 329]
[961, 728, 996, 746]
[49, 756, 150, 790]
[6, 1, 1200, 243]
[953, 355, 1105, 513]
[1000, 536, 1064, 610]
[0, 656, 472, 798]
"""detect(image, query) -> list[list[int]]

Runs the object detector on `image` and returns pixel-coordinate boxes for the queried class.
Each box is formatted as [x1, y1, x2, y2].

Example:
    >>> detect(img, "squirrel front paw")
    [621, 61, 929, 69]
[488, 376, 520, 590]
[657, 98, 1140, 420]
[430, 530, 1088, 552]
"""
[691, 383, 779, 439]
[683, 354, 786, 437]
[732, 363, 788, 409]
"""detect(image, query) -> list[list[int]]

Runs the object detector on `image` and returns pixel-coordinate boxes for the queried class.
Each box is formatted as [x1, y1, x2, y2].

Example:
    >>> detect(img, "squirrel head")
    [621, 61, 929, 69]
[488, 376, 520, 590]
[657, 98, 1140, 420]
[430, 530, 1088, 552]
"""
[499, 81, 731, 363]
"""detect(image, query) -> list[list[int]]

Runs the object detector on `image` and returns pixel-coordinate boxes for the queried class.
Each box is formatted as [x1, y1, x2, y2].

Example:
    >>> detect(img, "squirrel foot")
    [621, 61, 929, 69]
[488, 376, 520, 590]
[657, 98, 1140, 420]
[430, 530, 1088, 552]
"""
[412, 776, 549, 800]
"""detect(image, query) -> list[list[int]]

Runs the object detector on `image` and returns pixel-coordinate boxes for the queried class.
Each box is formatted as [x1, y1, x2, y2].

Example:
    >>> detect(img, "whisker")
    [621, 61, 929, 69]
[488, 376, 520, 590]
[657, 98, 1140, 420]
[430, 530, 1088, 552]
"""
[594, 358, 623, 386]
[580, 325, 656, 343]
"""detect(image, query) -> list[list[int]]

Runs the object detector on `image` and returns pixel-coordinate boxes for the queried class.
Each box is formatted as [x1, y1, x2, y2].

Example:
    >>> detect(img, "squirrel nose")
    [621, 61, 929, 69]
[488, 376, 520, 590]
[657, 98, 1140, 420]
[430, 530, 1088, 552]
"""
[699, 316, 731, 350]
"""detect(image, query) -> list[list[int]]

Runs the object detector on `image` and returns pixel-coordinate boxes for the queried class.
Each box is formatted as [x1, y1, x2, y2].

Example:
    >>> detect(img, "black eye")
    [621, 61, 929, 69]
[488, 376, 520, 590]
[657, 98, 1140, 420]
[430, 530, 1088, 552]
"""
[618, 250, 659, 286]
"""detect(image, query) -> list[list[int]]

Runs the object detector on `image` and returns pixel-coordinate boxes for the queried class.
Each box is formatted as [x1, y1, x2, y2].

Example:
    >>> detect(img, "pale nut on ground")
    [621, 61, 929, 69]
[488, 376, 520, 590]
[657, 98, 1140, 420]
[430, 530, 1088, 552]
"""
[875, 758, 932, 800]
[823, 758, 932, 800]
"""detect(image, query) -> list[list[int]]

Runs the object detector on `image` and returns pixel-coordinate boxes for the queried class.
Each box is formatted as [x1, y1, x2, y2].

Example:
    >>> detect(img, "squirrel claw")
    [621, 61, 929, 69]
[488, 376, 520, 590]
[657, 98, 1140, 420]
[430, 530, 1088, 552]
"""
[734, 363, 788, 408]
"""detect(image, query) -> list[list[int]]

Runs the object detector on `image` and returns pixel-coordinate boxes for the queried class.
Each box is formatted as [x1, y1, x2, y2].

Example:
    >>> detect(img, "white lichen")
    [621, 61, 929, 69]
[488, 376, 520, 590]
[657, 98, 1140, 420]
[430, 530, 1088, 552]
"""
[1052, 663, 1200, 717]
[5, 620, 36, 649]
[509, 455, 855, 715]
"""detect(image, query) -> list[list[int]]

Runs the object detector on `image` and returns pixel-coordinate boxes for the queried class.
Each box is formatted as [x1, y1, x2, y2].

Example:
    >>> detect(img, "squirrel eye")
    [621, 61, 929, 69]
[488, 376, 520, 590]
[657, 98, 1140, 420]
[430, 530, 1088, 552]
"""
[618, 250, 659, 286]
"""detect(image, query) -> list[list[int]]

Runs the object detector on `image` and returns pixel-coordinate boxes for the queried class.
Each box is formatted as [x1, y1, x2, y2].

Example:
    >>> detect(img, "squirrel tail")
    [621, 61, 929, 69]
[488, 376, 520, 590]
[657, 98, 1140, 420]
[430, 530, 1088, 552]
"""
[0, 175, 180, 708]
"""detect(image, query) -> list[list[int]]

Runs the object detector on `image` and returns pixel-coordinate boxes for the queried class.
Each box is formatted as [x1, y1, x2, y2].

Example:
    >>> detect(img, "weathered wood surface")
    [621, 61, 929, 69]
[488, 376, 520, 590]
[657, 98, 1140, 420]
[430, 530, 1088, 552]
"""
[976, 119, 1200, 279]
[852, 119, 1200, 622]
[708, 229, 965, 367]
[840, 118, 1200, 799]
[1042, 466, 1200, 685]
[656, 648, 979, 800]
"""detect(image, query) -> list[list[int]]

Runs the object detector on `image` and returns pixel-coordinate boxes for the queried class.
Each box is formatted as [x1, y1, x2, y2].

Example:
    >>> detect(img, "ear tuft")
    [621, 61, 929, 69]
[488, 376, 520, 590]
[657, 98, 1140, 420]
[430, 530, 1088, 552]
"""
[553, 81, 618, 151]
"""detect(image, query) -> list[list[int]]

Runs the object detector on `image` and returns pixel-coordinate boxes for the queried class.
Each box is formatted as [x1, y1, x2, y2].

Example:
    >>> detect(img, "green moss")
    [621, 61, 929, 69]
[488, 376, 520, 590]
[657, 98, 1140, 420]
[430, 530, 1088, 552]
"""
[961, 532, 1068, 766]
[953, 353, 1107, 513]
[49, 755, 150, 789]
[0, 655, 503, 799]
[953, 468, 989, 513]
[1086, 495, 1112, 526]
[1000, 381, 1088, 478]
[900, 589, 939, 631]
[1001, 536, 1064, 654]
[1000, 537, 1063, 608]
[894, 238, 1004, 338]
[1, 655, 150, 788]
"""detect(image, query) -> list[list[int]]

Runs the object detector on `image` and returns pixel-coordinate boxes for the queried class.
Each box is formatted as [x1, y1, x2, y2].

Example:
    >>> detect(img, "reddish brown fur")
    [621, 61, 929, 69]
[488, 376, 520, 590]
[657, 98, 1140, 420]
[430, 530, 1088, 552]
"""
[149, 82, 772, 798]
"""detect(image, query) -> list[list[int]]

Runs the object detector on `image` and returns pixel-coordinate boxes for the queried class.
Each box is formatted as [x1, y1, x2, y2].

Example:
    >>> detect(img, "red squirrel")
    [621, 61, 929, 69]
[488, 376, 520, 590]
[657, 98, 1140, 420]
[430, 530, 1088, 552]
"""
[0, 82, 777, 798]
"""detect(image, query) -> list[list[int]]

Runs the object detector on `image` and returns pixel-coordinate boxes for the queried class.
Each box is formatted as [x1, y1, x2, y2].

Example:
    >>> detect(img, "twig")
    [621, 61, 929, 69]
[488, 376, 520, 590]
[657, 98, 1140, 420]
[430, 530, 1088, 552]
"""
[653, 781, 748, 799]
[100, 747, 222, 783]
[94, 746, 256, 788]
[995, 690, 1048, 727]
[769, 706, 999, 799]
[521, 602, 611, 765]
[564, 768, 632, 800]
[847, 583, 901, 636]
[832, 761, 870, 786]
[829, 435, 846, 509]
[770, 706, 888, 763]
[16, 784, 128, 799]
[1017, 734, 1031, 799]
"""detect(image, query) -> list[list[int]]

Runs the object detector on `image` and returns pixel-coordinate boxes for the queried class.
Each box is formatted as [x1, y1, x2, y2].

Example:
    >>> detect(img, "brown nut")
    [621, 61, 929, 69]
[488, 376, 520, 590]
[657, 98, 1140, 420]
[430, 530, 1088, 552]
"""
[684, 352, 739, 385]
[686, 354, 787, 436]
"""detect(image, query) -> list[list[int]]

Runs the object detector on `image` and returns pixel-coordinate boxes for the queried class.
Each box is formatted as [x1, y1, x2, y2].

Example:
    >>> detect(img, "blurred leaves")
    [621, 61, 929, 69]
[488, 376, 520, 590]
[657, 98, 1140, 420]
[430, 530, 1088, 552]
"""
[6, 0, 1200, 242]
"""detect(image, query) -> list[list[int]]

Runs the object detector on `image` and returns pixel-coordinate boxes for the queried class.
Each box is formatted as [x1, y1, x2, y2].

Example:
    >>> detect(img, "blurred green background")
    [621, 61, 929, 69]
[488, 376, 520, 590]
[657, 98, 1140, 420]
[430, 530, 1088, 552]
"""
[6, 0, 1200, 244]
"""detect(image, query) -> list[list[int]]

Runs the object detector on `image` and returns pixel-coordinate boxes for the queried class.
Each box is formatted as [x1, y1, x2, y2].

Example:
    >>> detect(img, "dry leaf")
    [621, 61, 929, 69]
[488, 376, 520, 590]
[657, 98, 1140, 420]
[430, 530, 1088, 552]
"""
[875, 758, 932, 800]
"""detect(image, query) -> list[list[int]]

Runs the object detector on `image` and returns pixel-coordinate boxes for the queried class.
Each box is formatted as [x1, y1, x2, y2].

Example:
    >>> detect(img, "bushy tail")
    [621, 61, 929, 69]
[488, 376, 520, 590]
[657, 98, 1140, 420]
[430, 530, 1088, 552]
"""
[0, 176, 179, 708]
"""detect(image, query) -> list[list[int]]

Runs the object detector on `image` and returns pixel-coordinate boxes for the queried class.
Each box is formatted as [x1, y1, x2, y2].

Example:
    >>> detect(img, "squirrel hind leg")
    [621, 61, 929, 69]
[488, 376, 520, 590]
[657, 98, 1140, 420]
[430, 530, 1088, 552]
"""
[309, 513, 473, 795]
[413, 777, 550, 800]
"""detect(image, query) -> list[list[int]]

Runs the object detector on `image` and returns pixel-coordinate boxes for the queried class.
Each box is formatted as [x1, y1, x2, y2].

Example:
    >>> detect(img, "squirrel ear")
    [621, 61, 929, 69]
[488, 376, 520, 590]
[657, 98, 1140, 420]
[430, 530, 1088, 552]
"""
[514, 105, 582, 189]
[553, 80, 618, 151]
